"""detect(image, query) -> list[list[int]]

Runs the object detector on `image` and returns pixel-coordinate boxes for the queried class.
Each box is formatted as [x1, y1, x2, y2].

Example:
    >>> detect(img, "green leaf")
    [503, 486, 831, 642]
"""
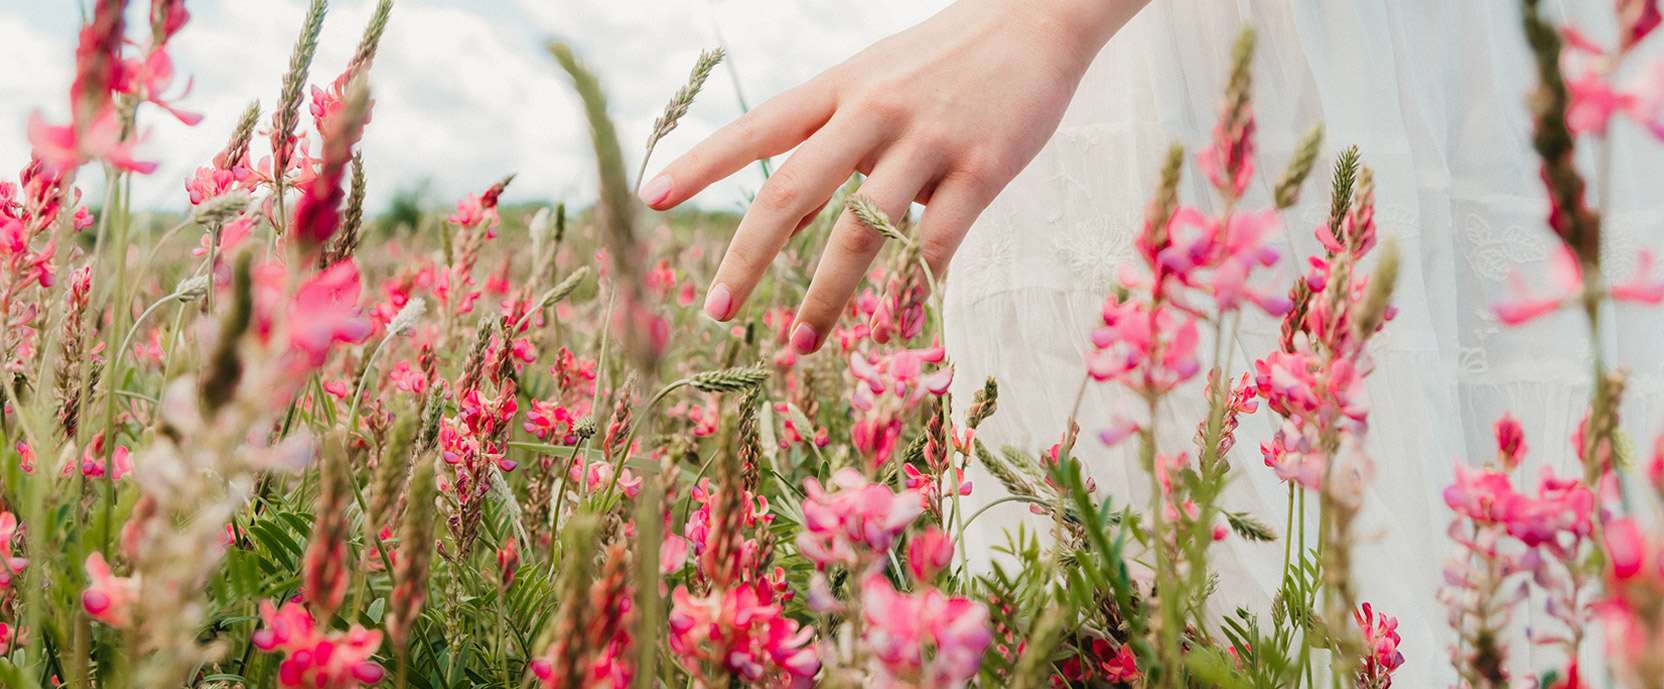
[246, 519, 304, 565]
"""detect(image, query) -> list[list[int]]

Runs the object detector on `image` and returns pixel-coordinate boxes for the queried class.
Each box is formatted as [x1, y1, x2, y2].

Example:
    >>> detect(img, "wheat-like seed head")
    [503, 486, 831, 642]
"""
[1275, 124, 1324, 210]
[223, 101, 260, 170]
[1357, 238, 1399, 336]
[175, 276, 211, 301]
[1146, 143, 1185, 241]
[192, 190, 252, 225]
[387, 297, 427, 337]
[330, 153, 368, 263]
[538, 267, 591, 311]
[349, 0, 394, 74]
[689, 363, 769, 394]
[647, 48, 725, 150]
[1327, 146, 1361, 245]
[848, 194, 906, 241]
[270, 0, 327, 174]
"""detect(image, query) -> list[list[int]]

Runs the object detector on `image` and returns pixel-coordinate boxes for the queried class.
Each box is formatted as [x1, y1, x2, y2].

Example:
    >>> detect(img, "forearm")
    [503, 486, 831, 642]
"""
[954, 0, 1150, 80]
[1035, 0, 1151, 63]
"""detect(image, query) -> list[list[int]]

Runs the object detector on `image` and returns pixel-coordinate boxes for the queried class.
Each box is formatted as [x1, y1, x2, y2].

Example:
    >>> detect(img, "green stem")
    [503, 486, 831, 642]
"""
[593, 379, 688, 511]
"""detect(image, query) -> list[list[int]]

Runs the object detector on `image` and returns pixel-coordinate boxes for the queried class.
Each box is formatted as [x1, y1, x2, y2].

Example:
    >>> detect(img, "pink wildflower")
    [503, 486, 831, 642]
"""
[1559, 24, 1664, 139]
[848, 344, 954, 411]
[1494, 245, 1582, 324]
[287, 261, 373, 370]
[906, 526, 955, 582]
[1087, 295, 1201, 394]
[82, 552, 137, 627]
[388, 360, 429, 395]
[28, 108, 157, 175]
[0, 513, 27, 589]
[251, 601, 386, 689]
[862, 575, 993, 689]
[667, 583, 819, 689]
[1494, 414, 1528, 470]
[1354, 602, 1405, 689]
[796, 468, 924, 571]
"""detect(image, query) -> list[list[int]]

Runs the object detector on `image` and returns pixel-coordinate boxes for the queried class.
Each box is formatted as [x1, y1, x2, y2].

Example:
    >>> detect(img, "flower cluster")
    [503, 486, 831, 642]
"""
[862, 576, 993, 689]
[848, 344, 953, 467]
[796, 468, 923, 574]
[28, 0, 199, 176]
[251, 601, 385, 689]
[667, 582, 820, 688]
[1354, 603, 1405, 689]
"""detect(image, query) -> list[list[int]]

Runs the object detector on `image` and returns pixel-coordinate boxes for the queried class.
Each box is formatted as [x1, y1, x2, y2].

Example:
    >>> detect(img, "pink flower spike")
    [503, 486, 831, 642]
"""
[1495, 414, 1527, 470]
[82, 552, 137, 627]
[287, 261, 373, 369]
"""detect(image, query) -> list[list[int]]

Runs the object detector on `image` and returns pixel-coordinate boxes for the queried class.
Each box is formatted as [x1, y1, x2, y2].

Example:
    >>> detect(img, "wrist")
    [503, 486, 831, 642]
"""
[1013, 0, 1147, 73]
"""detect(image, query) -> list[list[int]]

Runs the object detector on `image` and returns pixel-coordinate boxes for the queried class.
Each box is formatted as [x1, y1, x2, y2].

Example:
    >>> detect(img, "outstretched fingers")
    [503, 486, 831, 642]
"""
[789, 163, 932, 354]
[703, 118, 881, 321]
[639, 82, 835, 209]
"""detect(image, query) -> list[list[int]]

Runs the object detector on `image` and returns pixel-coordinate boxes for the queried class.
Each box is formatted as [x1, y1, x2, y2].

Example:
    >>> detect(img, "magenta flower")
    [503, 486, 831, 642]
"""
[1494, 245, 1582, 325]
[1604, 517, 1653, 583]
[1494, 414, 1528, 470]
[251, 601, 386, 689]
[849, 344, 954, 412]
[1443, 464, 1593, 551]
[1087, 296, 1201, 395]
[121, 47, 201, 126]
[568, 458, 642, 498]
[1261, 425, 1324, 490]
[28, 108, 157, 175]
[1560, 25, 1664, 139]
[1443, 465, 1522, 525]
[1146, 207, 1290, 315]
[523, 399, 579, 443]
[0, 513, 27, 590]
[1610, 249, 1664, 304]
[667, 581, 819, 689]
[861, 575, 993, 689]
[449, 191, 503, 236]
[906, 526, 955, 582]
[388, 360, 429, 395]
[796, 468, 923, 571]
[286, 261, 373, 370]
[1594, 516, 1664, 679]
[1057, 638, 1140, 685]
[293, 77, 369, 249]
[82, 552, 137, 628]
[1354, 602, 1405, 689]
[1619, 0, 1663, 51]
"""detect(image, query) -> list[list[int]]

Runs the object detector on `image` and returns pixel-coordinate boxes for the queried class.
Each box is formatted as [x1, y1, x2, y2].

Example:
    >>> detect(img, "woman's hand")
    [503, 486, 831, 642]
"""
[640, 0, 1146, 353]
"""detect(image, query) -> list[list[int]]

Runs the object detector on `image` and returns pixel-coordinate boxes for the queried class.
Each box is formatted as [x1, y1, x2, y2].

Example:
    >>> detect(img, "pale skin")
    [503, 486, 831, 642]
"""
[639, 0, 1150, 354]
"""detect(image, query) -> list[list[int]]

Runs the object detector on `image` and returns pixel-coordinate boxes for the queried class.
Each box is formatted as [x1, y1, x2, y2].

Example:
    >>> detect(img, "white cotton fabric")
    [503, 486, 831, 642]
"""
[942, 1, 1664, 686]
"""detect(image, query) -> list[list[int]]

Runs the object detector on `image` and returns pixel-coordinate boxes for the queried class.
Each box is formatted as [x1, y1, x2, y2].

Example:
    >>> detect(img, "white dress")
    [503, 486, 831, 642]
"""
[942, 1, 1664, 686]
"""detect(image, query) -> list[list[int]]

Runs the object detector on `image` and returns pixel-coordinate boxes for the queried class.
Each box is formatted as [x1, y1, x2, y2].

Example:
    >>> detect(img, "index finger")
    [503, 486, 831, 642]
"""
[639, 82, 836, 209]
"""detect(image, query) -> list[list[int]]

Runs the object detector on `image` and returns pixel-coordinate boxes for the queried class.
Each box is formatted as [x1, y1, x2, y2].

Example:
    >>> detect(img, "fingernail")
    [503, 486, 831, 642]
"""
[790, 322, 818, 354]
[639, 175, 672, 207]
[703, 283, 732, 321]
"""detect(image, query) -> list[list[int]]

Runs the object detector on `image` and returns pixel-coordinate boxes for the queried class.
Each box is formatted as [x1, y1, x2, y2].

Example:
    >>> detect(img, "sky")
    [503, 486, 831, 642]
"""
[0, 0, 952, 213]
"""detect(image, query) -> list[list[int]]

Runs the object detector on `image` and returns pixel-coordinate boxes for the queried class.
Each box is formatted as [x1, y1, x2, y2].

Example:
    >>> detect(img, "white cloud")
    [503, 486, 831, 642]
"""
[0, 0, 951, 214]
[0, 16, 73, 172]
